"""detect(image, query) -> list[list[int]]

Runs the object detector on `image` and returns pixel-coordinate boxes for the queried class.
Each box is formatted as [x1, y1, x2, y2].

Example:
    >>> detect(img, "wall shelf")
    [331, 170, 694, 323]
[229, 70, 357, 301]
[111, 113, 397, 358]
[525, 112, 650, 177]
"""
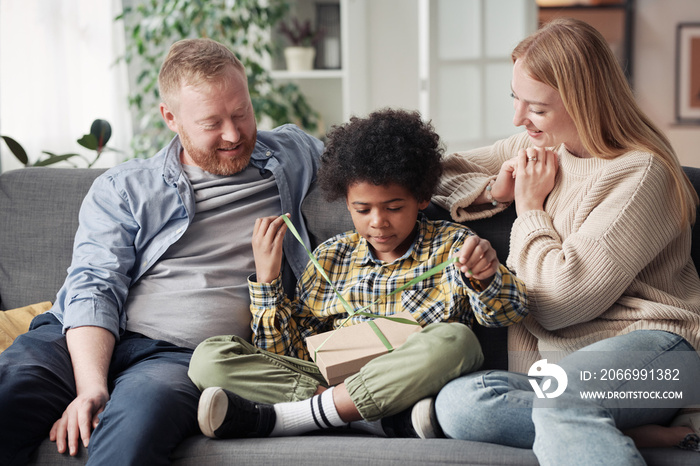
[268, 0, 368, 132]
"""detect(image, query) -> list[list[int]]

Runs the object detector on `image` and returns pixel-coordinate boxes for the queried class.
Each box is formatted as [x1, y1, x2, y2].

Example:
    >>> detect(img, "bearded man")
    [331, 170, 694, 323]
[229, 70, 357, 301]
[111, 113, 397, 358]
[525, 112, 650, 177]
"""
[0, 38, 322, 466]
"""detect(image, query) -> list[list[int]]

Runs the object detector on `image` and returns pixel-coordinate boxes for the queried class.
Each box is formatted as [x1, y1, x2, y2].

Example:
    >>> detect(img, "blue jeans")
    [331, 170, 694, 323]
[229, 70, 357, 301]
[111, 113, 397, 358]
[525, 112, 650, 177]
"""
[0, 313, 201, 466]
[435, 330, 700, 466]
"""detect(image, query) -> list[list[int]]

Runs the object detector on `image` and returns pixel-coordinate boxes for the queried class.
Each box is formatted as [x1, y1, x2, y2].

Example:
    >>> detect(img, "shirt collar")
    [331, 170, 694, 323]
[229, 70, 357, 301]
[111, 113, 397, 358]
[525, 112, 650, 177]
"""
[161, 135, 185, 185]
[249, 137, 275, 169]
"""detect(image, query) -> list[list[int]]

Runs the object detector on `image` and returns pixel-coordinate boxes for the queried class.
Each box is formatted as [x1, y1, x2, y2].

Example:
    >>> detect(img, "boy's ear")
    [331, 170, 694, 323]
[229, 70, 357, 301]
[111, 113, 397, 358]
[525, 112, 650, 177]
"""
[418, 199, 431, 210]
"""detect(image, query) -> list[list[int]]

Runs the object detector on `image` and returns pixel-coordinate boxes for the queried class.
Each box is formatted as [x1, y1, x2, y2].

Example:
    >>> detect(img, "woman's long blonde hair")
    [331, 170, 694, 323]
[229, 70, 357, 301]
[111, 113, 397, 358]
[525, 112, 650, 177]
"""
[513, 18, 698, 225]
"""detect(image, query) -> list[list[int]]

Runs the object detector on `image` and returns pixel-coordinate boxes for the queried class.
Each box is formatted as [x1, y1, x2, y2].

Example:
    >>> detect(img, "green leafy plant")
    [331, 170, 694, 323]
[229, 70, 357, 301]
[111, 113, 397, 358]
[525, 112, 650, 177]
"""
[116, 0, 321, 159]
[1, 119, 116, 168]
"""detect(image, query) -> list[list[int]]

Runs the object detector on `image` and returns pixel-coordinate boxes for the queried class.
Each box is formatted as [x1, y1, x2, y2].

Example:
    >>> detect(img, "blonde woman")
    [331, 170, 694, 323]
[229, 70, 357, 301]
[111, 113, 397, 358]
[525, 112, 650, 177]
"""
[431, 18, 700, 464]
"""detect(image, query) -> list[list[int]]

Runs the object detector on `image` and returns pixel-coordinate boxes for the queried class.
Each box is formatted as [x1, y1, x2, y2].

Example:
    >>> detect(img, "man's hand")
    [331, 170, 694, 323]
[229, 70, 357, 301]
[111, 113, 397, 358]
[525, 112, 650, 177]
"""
[455, 235, 499, 286]
[252, 214, 289, 284]
[52, 326, 114, 456]
[50, 388, 109, 456]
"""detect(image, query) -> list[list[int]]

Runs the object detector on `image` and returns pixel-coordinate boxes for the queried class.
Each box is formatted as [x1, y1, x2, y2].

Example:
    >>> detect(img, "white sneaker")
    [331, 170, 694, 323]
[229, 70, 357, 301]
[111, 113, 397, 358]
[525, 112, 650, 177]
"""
[670, 405, 700, 452]
[670, 405, 700, 433]
[410, 397, 443, 439]
[379, 397, 444, 438]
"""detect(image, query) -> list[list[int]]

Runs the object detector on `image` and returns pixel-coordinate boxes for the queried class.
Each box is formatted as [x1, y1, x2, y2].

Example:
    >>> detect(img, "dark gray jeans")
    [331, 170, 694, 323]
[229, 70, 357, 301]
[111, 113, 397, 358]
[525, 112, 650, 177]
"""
[0, 313, 200, 466]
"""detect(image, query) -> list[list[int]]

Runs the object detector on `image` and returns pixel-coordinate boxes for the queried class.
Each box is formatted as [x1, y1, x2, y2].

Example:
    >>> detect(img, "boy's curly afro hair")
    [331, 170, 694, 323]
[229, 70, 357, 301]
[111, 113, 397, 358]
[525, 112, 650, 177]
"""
[318, 108, 444, 202]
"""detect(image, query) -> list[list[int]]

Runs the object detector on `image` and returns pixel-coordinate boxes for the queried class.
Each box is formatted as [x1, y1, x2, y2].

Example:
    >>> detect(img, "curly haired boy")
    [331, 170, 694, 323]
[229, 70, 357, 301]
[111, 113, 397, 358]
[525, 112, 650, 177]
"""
[188, 108, 528, 439]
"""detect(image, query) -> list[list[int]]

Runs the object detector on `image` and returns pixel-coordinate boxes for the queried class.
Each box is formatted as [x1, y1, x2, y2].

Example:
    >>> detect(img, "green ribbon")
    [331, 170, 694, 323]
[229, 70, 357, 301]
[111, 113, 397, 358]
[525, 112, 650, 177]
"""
[281, 215, 457, 359]
[367, 320, 393, 352]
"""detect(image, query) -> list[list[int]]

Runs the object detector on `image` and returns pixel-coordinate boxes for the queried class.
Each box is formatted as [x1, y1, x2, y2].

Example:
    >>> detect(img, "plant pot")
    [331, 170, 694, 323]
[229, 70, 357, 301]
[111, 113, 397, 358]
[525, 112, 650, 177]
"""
[284, 47, 316, 72]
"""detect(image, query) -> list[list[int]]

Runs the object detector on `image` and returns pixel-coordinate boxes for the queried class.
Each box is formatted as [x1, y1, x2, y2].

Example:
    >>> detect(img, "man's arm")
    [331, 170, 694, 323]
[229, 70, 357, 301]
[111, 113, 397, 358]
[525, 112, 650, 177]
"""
[59, 174, 142, 336]
[49, 326, 115, 456]
[49, 173, 136, 456]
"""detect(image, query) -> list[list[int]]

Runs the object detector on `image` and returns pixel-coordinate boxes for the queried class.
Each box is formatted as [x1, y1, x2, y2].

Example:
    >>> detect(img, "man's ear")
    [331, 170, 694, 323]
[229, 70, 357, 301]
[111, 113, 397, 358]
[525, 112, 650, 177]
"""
[160, 102, 179, 133]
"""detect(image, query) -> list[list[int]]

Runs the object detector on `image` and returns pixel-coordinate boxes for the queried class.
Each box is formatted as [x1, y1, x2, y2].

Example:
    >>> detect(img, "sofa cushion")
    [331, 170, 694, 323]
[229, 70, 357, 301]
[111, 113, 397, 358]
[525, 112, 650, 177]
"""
[0, 168, 105, 310]
[28, 432, 699, 466]
[301, 182, 354, 249]
[0, 301, 52, 352]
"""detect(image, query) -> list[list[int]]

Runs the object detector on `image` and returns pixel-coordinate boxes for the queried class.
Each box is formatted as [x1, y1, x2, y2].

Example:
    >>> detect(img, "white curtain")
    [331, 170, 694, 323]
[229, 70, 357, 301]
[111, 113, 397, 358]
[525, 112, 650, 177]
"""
[0, 0, 132, 172]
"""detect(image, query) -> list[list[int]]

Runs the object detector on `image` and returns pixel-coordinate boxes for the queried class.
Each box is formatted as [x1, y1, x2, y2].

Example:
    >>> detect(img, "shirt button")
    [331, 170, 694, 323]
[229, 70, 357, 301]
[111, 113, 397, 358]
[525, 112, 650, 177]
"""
[265, 151, 272, 157]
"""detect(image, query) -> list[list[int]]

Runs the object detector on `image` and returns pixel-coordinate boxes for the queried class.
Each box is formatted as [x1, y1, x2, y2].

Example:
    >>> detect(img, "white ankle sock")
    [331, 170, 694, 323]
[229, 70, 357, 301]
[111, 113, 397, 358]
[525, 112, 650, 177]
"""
[270, 387, 346, 436]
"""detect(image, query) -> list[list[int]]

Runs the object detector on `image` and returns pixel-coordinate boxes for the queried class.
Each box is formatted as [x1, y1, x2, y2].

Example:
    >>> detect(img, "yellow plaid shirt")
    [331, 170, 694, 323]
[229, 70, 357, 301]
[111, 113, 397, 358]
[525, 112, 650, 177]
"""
[249, 214, 528, 360]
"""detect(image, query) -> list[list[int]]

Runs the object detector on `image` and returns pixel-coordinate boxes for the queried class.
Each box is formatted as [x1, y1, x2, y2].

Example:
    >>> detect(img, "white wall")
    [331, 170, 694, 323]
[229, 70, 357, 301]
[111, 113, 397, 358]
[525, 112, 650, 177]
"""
[635, 0, 700, 167]
[0, 0, 131, 173]
[366, 0, 421, 113]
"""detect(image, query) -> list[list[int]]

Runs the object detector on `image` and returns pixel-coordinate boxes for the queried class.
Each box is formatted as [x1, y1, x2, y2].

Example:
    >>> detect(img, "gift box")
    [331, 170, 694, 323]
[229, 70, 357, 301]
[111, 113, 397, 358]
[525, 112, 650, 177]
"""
[305, 311, 421, 386]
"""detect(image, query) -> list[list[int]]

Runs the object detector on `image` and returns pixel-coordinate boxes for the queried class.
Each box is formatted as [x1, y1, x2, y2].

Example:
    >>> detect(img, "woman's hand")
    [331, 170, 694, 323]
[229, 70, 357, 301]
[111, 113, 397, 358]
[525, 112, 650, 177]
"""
[252, 214, 289, 284]
[455, 235, 499, 287]
[513, 147, 558, 215]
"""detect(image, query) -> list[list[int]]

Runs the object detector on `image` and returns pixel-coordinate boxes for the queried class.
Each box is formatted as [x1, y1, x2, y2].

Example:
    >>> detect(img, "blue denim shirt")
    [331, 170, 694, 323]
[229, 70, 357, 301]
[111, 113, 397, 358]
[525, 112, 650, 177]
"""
[50, 124, 322, 339]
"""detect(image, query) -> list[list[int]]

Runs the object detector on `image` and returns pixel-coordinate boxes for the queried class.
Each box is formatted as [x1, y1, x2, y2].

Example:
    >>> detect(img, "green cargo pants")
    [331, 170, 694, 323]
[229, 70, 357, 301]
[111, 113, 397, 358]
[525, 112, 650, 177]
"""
[188, 322, 483, 421]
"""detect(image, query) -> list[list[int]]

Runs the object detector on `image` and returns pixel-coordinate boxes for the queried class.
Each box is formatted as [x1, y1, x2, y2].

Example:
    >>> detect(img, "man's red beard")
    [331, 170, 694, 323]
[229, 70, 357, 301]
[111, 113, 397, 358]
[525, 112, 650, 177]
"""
[178, 127, 256, 176]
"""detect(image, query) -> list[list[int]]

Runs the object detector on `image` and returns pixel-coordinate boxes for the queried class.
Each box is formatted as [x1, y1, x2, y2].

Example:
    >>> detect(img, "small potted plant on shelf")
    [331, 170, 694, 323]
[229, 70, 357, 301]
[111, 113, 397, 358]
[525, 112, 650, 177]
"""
[279, 17, 324, 72]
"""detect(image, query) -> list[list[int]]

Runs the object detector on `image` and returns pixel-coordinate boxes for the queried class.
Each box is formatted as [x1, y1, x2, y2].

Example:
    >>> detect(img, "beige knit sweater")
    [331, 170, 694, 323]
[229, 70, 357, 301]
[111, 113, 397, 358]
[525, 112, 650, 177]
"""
[434, 132, 700, 373]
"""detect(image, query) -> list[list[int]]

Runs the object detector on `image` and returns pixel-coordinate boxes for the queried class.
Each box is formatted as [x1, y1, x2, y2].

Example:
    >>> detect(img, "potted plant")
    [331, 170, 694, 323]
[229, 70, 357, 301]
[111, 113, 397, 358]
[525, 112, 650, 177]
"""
[279, 18, 324, 72]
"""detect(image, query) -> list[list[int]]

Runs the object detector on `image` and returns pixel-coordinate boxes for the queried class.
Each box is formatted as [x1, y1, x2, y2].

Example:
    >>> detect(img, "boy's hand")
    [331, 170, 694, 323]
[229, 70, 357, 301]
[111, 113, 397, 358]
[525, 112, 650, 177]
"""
[252, 214, 289, 284]
[455, 235, 499, 286]
[489, 158, 518, 204]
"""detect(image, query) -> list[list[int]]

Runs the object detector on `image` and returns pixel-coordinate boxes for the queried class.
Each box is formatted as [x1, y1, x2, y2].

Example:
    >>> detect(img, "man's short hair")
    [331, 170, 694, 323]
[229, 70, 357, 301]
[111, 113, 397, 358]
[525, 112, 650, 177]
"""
[158, 38, 246, 110]
[318, 108, 444, 202]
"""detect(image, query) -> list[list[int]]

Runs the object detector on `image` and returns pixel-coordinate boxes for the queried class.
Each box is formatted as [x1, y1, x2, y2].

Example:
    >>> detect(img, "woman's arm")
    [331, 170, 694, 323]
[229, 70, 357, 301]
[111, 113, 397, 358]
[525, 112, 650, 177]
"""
[433, 132, 531, 221]
[509, 154, 685, 330]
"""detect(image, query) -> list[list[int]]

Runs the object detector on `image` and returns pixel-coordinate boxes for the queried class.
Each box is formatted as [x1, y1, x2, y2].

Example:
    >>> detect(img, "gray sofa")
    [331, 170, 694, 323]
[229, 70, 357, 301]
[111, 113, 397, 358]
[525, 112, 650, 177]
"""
[1, 166, 699, 465]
